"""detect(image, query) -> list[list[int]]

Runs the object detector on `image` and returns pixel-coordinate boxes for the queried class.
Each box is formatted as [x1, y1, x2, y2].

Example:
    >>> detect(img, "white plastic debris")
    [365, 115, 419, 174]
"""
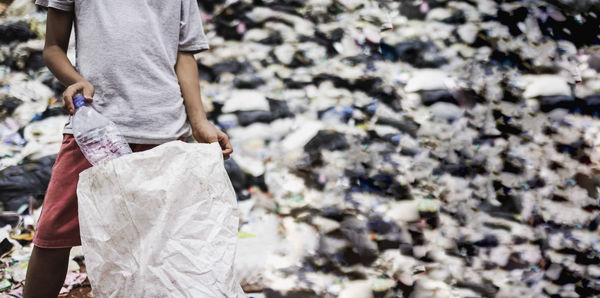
[6, 0, 36, 16]
[23, 115, 68, 146]
[235, 211, 282, 291]
[457, 23, 479, 44]
[7, 80, 53, 104]
[222, 90, 270, 113]
[386, 200, 420, 224]
[280, 120, 323, 151]
[338, 280, 373, 298]
[404, 70, 449, 92]
[233, 154, 265, 177]
[520, 75, 572, 98]
[274, 44, 296, 65]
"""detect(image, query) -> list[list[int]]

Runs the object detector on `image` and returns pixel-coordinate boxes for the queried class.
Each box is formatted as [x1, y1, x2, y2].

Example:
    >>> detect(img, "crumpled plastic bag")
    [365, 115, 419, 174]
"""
[76, 141, 246, 297]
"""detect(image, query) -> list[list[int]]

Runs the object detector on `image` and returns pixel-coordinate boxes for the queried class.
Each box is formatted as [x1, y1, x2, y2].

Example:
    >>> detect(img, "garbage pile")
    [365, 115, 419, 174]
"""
[1, 0, 600, 297]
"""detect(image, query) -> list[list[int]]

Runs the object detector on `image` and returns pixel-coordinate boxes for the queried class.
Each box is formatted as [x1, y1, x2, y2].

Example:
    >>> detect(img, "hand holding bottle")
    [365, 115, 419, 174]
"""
[62, 80, 95, 115]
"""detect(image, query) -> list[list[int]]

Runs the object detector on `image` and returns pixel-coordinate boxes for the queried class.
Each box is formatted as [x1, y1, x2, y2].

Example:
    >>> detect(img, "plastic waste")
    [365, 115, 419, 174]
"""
[0, 155, 54, 211]
[385, 40, 446, 68]
[235, 211, 281, 292]
[0, 279, 11, 291]
[77, 141, 245, 297]
[58, 272, 88, 296]
[0, 238, 13, 256]
[71, 94, 132, 165]
[6, 0, 36, 17]
[303, 130, 349, 153]
[0, 97, 22, 117]
[0, 21, 35, 44]
[1, 0, 600, 297]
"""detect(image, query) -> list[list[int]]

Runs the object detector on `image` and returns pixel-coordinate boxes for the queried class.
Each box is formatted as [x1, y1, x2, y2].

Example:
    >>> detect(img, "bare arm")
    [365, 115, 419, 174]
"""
[43, 7, 94, 114]
[175, 52, 210, 130]
[175, 51, 233, 159]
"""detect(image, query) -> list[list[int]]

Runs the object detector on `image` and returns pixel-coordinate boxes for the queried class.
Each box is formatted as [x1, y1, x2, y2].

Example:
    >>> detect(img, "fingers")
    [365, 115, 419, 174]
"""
[62, 81, 93, 115]
[223, 152, 232, 160]
[62, 89, 75, 115]
[217, 130, 233, 160]
[192, 122, 233, 160]
[82, 83, 95, 103]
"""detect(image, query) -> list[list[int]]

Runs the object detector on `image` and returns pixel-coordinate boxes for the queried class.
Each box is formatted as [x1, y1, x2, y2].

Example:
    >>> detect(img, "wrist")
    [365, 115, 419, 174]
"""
[190, 117, 210, 130]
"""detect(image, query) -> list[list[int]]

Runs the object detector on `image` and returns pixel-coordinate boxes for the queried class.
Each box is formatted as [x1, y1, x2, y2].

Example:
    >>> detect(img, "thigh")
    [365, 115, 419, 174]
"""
[34, 134, 92, 248]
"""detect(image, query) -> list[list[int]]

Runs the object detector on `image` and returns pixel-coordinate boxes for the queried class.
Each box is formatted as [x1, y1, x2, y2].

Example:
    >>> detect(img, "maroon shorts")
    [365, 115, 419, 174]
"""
[33, 134, 172, 248]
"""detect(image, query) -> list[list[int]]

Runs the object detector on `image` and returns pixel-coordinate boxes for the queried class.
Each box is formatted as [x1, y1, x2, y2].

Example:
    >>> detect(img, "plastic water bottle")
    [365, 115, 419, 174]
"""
[72, 94, 132, 165]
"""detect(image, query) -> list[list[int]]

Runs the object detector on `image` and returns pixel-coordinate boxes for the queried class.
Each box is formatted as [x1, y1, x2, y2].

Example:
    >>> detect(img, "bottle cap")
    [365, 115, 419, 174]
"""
[73, 94, 86, 109]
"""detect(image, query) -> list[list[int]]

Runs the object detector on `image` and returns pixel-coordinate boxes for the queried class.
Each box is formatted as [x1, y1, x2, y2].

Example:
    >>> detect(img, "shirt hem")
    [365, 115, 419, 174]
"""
[122, 136, 185, 144]
[63, 126, 191, 144]
[61, 132, 186, 145]
[178, 42, 210, 54]
[33, 236, 81, 249]
[35, 0, 74, 11]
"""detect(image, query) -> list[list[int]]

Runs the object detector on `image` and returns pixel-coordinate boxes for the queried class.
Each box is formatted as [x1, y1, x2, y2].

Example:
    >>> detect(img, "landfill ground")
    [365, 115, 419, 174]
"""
[2, 0, 600, 297]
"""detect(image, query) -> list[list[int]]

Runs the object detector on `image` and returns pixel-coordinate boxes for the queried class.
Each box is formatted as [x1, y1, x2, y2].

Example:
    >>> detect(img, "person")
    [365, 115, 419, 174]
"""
[24, 0, 233, 296]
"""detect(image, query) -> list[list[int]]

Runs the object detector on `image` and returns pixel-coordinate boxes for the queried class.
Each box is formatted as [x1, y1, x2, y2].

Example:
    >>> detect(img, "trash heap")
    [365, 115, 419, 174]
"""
[1, 0, 600, 297]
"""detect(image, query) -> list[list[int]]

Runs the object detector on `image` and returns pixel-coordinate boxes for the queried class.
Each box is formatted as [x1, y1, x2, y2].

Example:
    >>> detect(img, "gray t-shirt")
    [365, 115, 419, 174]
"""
[35, 0, 210, 144]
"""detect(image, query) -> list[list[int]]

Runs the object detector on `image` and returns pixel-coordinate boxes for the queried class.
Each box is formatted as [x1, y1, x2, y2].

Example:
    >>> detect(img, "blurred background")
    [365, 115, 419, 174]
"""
[1, 0, 600, 297]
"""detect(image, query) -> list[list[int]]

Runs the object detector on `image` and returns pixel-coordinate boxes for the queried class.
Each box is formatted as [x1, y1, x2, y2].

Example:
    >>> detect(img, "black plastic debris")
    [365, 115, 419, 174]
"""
[237, 111, 273, 126]
[233, 74, 265, 89]
[304, 130, 349, 153]
[496, 6, 529, 37]
[537, 11, 600, 47]
[236, 98, 292, 126]
[223, 158, 250, 200]
[0, 21, 36, 44]
[375, 117, 420, 137]
[539, 95, 575, 113]
[262, 289, 321, 298]
[340, 216, 378, 264]
[0, 238, 14, 256]
[473, 234, 499, 247]
[581, 93, 600, 117]
[0, 156, 55, 211]
[22, 51, 45, 71]
[212, 59, 255, 78]
[418, 208, 439, 229]
[0, 97, 23, 118]
[385, 40, 447, 68]
[420, 89, 457, 106]
[258, 32, 283, 45]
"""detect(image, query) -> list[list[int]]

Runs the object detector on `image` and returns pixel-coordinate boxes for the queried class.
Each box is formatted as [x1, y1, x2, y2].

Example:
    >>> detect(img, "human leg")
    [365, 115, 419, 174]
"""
[23, 246, 71, 298]
[24, 135, 92, 296]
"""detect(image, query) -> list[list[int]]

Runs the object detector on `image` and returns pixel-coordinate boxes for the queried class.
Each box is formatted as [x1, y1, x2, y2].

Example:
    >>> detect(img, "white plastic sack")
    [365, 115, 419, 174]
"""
[77, 141, 246, 297]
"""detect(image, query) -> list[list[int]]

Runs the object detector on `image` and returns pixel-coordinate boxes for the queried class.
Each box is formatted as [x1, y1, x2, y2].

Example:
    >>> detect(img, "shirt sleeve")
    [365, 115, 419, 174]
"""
[34, 0, 74, 11]
[179, 0, 210, 54]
